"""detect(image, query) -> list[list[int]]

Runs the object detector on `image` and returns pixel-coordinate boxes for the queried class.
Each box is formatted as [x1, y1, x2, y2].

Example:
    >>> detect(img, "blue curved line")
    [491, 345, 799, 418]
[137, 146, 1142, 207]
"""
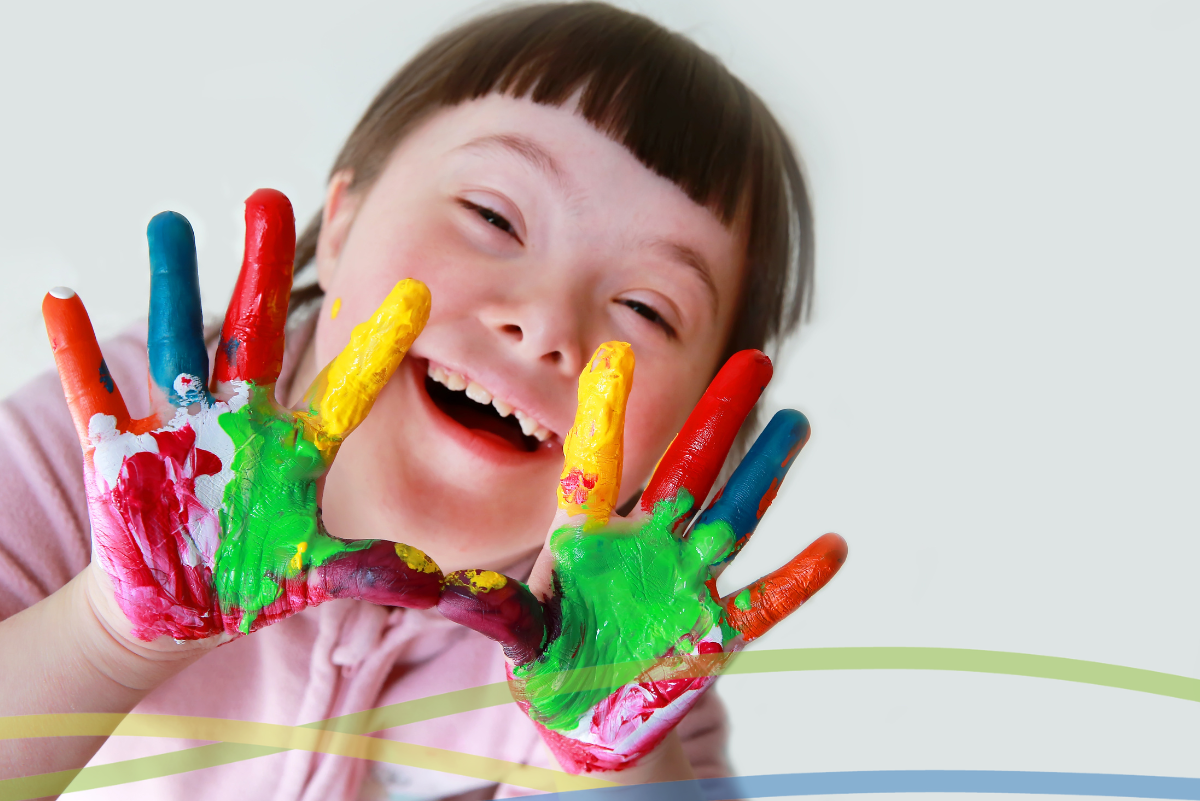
[537, 771, 1200, 800]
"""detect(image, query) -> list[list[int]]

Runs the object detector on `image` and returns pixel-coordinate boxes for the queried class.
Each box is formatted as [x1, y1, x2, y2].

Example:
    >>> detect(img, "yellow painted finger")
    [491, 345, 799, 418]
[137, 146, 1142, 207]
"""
[305, 279, 431, 458]
[557, 342, 634, 524]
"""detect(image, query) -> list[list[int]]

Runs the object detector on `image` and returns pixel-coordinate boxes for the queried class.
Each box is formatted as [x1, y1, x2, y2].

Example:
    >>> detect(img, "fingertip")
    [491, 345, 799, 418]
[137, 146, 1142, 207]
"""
[764, 409, 812, 465]
[589, 340, 635, 375]
[244, 188, 296, 265]
[42, 288, 87, 341]
[382, 278, 432, 331]
[147, 210, 195, 250]
[811, 532, 849, 567]
[43, 288, 78, 337]
[726, 349, 774, 386]
[391, 277, 432, 312]
[245, 187, 293, 217]
[147, 212, 199, 282]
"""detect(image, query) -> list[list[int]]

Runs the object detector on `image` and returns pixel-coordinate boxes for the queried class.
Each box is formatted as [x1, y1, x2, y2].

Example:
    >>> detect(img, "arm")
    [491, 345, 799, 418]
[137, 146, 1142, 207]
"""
[1, 190, 442, 788]
[0, 569, 209, 780]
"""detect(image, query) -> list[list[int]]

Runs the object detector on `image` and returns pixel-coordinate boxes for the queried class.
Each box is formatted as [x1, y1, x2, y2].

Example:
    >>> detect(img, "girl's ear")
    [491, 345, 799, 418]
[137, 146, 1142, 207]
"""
[315, 169, 361, 290]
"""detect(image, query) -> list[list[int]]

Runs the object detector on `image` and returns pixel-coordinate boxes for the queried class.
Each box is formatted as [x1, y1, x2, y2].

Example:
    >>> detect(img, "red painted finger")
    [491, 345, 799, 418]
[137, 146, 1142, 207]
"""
[42, 288, 132, 445]
[640, 350, 772, 520]
[437, 569, 549, 666]
[212, 189, 296, 386]
[722, 532, 847, 642]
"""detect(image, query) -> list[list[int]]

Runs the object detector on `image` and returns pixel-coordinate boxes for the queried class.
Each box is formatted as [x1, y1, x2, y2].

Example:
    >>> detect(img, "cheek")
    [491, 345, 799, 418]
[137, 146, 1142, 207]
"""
[313, 210, 482, 365]
[620, 370, 701, 489]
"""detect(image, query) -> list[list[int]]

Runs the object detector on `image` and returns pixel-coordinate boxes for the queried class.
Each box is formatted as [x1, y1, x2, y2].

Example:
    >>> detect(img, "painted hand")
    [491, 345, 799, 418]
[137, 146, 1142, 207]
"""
[42, 189, 443, 643]
[439, 343, 847, 773]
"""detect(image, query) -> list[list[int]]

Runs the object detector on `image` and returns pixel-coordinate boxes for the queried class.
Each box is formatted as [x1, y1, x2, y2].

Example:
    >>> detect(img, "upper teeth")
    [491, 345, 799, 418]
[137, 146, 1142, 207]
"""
[428, 363, 552, 442]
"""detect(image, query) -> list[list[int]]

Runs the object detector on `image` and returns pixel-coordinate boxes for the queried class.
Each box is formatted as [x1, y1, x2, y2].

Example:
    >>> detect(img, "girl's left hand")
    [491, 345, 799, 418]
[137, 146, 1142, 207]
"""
[439, 343, 847, 774]
[44, 190, 443, 645]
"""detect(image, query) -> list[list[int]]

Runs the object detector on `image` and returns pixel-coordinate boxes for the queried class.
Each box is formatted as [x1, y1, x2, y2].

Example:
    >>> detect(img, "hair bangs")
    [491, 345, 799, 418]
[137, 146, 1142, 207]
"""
[431, 4, 755, 225]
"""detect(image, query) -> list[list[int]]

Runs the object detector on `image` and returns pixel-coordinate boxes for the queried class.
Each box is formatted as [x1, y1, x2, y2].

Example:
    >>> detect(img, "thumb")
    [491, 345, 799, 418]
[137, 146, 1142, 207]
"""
[309, 540, 444, 610]
[438, 569, 552, 666]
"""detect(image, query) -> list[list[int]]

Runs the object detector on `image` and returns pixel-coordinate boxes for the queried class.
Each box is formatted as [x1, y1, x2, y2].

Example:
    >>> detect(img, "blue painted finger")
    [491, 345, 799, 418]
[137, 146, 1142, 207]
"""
[147, 211, 210, 406]
[691, 409, 811, 571]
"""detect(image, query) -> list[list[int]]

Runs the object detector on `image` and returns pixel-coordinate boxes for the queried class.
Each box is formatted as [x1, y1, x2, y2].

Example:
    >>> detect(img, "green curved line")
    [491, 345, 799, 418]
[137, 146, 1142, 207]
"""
[4, 647, 1197, 800]
[724, 647, 1200, 702]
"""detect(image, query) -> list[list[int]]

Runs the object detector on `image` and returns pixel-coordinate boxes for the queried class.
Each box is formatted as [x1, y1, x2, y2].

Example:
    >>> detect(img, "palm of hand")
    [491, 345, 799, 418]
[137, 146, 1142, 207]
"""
[440, 344, 847, 773]
[46, 190, 442, 643]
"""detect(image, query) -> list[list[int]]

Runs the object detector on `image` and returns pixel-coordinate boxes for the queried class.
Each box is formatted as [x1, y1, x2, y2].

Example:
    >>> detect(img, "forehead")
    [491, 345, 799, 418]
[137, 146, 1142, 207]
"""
[384, 94, 745, 271]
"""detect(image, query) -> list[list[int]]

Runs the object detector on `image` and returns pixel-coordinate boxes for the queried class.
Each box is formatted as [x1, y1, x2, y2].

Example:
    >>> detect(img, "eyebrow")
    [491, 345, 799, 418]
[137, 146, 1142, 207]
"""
[652, 239, 720, 315]
[456, 133, 566, 183]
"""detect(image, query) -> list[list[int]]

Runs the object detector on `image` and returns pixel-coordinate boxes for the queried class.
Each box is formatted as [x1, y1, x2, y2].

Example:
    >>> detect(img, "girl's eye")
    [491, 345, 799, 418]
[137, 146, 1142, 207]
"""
[461, 200, 518, 239]
[617, 299, 677, 339]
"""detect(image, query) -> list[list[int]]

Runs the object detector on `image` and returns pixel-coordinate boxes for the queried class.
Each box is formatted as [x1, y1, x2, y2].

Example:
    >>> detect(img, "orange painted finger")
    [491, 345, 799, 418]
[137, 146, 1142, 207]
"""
[557, 342, 635, 524]
[42, 288, 132, 446]
[722, 532, 847, 642]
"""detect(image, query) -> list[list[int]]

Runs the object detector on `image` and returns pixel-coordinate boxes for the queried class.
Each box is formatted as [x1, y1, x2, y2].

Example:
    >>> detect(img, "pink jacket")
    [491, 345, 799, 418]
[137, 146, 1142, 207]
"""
[0, 315, 730, 800]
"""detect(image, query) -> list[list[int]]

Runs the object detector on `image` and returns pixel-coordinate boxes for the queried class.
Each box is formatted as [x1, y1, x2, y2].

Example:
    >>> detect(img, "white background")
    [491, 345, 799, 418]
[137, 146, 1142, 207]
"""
[2, 1, 1198, 797]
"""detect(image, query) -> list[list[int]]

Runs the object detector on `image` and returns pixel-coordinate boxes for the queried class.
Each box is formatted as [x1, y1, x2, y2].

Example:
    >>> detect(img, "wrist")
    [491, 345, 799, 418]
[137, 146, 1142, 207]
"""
[70, 567, 213, 694]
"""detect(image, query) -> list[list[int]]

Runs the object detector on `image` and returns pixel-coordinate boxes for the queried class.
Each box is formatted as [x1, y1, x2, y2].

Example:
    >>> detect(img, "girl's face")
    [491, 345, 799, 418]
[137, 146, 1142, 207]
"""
[299, 94, 746, 571]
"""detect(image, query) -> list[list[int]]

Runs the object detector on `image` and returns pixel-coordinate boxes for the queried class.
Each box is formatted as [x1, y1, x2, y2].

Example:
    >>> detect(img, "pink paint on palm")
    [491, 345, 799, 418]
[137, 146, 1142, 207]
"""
[507, 640, 725, 773]
[87, 419, 227, 640]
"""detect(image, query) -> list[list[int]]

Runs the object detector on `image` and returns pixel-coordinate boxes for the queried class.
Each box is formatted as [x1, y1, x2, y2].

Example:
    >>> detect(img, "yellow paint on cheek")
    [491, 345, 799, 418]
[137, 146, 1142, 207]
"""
[330, 297, 342, 319]
[394, 542, 440, 574]
[314, 279, 431, 457]
[558, 341, 635, 523]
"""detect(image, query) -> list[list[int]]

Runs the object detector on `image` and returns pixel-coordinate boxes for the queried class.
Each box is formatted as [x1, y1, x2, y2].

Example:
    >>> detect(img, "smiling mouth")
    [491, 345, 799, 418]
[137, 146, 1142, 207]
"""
[423, 364, 551, 453]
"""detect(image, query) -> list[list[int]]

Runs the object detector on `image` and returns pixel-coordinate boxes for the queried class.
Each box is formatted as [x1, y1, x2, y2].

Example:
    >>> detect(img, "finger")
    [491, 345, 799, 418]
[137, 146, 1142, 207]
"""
[437, 569, 549, 666]
[42, 288, 132, 446]
[558, 341, 635, 524]
[693, 409, 811, 575]
[211, 188, 295, 387]
[640, 350, 772, 525]
[147, 211, 209, 406]
[722, 532, 847, 642]
[304, 278, 431, 459]
[309, 540, 444, 610]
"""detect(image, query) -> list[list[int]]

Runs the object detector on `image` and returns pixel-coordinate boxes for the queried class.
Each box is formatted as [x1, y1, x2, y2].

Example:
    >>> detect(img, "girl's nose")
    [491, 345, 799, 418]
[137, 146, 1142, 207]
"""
[481, 303, 586, 377]
[497, 323, 561, 366]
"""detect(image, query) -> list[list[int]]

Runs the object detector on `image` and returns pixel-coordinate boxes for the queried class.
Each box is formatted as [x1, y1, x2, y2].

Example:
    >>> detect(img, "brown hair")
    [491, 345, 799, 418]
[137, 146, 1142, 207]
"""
[291, 2, 813, 451]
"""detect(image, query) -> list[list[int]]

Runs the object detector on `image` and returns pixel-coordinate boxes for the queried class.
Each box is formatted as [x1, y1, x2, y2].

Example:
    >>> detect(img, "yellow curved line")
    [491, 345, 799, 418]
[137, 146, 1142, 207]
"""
[1, 710, 612, 800]
[7, 646, 1200, 799]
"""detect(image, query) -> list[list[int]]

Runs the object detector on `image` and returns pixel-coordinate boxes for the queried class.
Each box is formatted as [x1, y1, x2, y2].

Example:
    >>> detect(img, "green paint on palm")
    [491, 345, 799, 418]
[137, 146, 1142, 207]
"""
[212, 384, 371, 633]
[734, 589, 752, 611]
[514, 490, 736, 731]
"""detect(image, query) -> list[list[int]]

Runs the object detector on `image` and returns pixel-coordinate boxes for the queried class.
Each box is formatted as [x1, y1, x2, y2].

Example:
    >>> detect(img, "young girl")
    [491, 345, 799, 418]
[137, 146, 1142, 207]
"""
[0, 4, 844, 799]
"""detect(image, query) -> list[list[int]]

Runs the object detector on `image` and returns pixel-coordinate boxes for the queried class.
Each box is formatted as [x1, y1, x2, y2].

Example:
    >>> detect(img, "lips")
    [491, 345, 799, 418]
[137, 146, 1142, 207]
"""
[421, 360, 558, 453]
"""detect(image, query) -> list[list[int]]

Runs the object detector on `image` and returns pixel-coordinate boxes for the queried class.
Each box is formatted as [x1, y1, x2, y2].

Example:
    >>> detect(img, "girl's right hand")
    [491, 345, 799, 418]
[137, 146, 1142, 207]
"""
[439, 343, 847, 774]
[42, 189, 444, 648]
